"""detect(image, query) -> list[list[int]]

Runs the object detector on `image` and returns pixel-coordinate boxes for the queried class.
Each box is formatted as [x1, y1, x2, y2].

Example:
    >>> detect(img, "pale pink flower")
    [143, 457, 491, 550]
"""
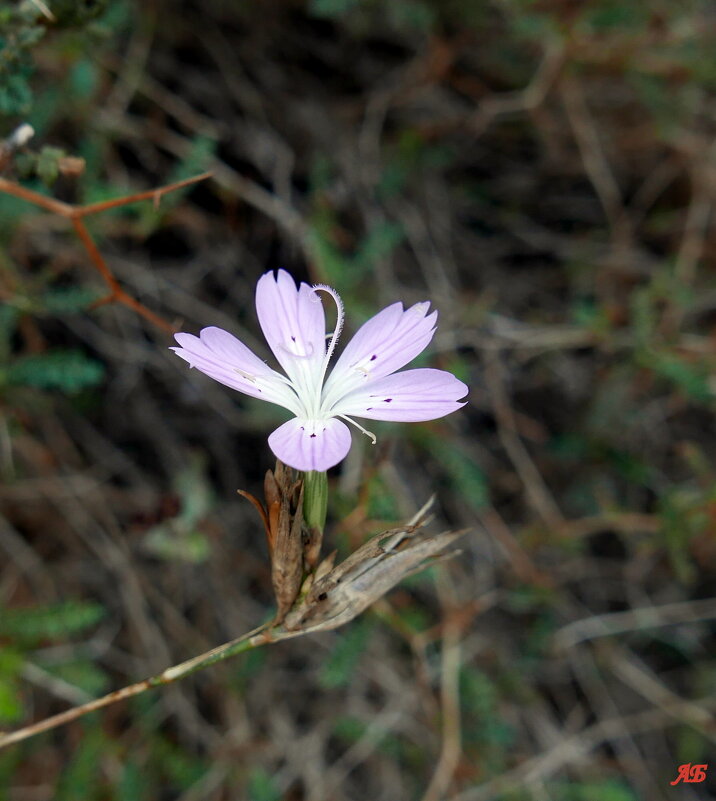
[171, 270, 467, 471]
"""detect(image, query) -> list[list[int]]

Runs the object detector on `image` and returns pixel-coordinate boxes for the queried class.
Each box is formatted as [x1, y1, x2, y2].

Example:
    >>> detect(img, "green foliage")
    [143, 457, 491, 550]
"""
[579, 0, 649, 31]
[0, 0, 113, 119]
[657, 485, 712, 583]
[231, 648, 267, 694]
[0, 648, 24, 724]
[332, 714, 420, 763]
[116, 761, 150, 801]
[42, 659, 110, 696]
[365, 472, 402, 521]
[15, 145, 73, 185]
[461, 667, 516, 767]
[546, 779, 639, 801]
[378, 130, 455, 199]
[643, 350, 713, 404]
[55, 722, 106, 801]
[141, 454, 213, 564]
[416, 429, 489, 510]
[49, 0, 109, 28]
[0, 304, 19, 360]
[319, 618, 371, 688]
[0, 3, 45, 116]
[38, 286, 102, 315]
[308, 209, 405, 295]
[310, 0, 435, 31]
[153, 736, 209, 789]
[310, 0, 363, 18]
[0, 600, 105, 642]
[247, 768, 282, 801]
[675, 725, 709, 769]
[3, 349, 105, 393]
[0, 746, 23, 798]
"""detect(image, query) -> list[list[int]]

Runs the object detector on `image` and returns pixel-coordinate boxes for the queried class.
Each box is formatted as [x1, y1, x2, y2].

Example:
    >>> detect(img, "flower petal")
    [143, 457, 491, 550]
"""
[171, 327, 301, 414]
[268, 417, 352, 471]
[321, 301, 437, 406]
[255, 269, 325, 403]
[332, 368, 468, 422]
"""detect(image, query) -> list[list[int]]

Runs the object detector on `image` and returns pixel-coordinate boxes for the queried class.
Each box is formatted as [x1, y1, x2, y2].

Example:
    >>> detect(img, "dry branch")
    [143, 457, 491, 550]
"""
[0, 172, 212, 333]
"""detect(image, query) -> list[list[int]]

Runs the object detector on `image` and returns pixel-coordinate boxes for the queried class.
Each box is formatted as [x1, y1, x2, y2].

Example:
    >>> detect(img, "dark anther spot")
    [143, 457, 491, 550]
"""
[291, 335, 296, 342]
[366, 406, 373, 410]
[310, 433, 317, 438]
[370, 354, 377, 361]
[300, 426, 305, 430]
[384, 398, 393, 402]
[323, 427, 326, 432]
[317, 592, 328, 601]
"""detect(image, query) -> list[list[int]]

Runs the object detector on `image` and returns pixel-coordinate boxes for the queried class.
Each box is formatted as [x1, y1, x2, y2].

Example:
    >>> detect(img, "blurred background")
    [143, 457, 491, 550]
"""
[1, 1, 716, 799]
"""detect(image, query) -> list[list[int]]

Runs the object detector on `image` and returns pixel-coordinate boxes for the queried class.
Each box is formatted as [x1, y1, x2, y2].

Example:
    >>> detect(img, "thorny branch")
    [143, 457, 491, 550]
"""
[0, 169, 212, 334]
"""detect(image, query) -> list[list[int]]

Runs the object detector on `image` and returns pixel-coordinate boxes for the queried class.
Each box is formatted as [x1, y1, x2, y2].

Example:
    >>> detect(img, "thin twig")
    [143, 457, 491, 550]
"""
[0, 172, 211, 333]
[553, 596, 716, 650]
[484, 351, 564, 529]
[0, 621, 271, 751]
[421, 569, 464, 801]
[560, 74, 623, 229]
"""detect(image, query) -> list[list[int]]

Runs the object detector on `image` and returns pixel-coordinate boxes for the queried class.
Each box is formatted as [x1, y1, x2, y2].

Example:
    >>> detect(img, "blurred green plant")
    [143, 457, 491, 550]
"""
[0, 2, 45, 116]
[141, 454, 214, 564]
[319, 617, 371, 688]
[310, 0, 435, 31]
[0, 600, 106, 725]
[55, 722, 107, 801]
[247, 767, 282, 801]
[0, 599, 105, 641]
[1, 349, 105, 394]
[0, 0, 114, 118]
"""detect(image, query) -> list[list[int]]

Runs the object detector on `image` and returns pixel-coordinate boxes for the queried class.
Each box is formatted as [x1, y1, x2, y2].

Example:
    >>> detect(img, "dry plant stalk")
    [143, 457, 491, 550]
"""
[0, 499, 465, 751]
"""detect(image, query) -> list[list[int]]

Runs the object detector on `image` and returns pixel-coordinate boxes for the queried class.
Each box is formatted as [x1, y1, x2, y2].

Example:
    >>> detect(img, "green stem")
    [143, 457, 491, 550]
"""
[302, 470, 327, 534]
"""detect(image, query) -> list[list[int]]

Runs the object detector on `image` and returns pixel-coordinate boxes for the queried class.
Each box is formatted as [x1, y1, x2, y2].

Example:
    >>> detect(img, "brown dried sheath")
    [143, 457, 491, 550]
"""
[267, 462, 304, 623]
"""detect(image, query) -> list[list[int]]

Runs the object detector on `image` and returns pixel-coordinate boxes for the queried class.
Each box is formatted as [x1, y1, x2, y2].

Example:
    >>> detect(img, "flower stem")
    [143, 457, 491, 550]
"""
[0, 621, 274, 751]
[302, 470, 327, 568]
[302, 470, 327, 534]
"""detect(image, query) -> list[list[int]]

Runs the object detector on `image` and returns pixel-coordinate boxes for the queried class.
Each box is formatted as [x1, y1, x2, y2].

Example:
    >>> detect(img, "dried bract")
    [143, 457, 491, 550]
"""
[280, 500, 467, 634]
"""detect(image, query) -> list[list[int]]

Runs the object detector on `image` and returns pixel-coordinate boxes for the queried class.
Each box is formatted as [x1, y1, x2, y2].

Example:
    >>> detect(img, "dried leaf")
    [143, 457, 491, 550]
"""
[281, 500, 467, 633]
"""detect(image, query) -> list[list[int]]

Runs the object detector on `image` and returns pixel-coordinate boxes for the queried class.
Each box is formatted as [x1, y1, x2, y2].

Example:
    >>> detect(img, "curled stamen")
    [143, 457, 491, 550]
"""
[313, 284, 344, 367]
[312, 284, 345, 410]
[339, 414, 377, 445]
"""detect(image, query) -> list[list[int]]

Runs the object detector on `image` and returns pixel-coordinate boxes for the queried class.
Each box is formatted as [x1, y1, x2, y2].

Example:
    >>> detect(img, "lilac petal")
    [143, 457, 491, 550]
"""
[255, 269, 326, 396]
[322, 301, 437, 404]
[332, 368, 468, 422]
[171, 327, 300, 413]
[268, 417, 352, 471]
